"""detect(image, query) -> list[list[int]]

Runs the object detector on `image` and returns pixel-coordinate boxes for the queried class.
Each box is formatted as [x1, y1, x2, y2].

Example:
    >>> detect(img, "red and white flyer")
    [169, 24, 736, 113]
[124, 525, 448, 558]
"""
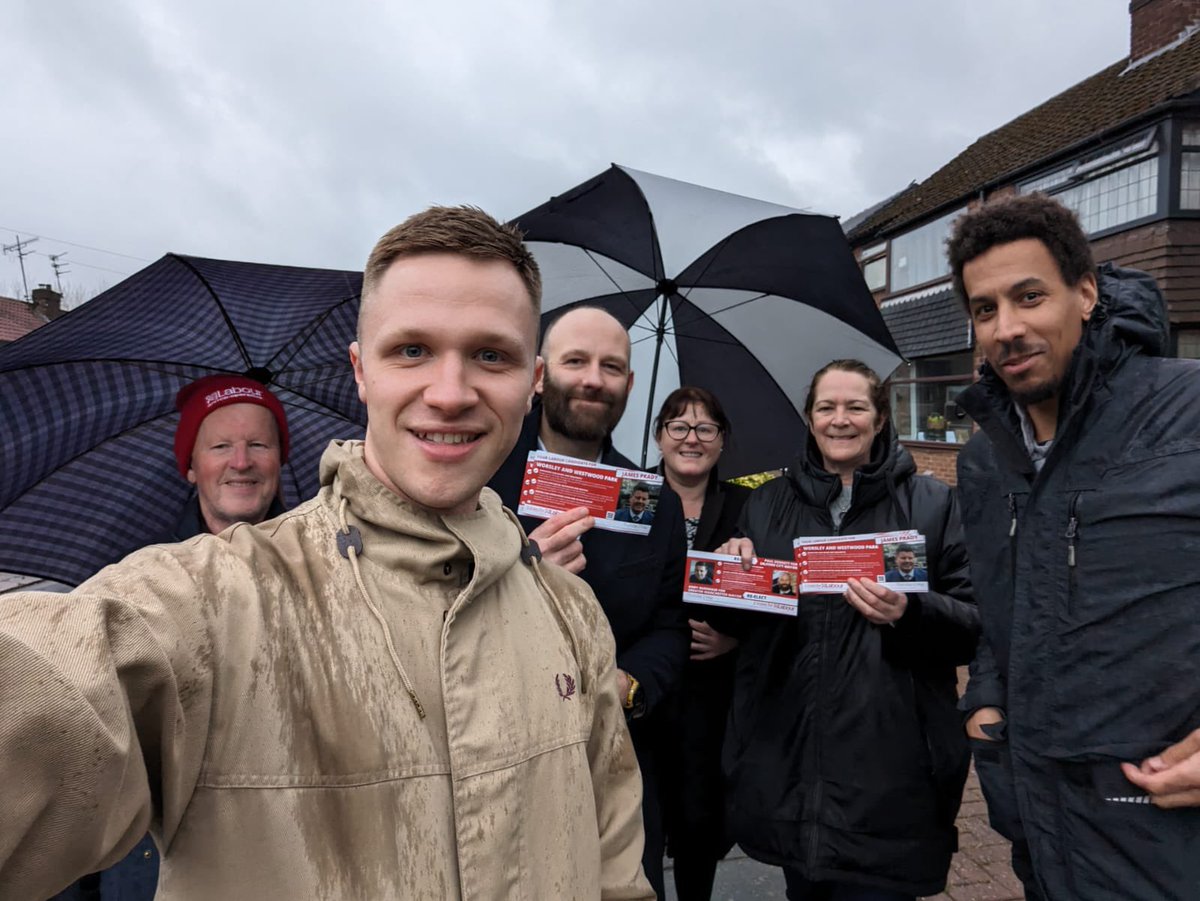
[516, 451, 664, 536]
[681, 551, 799, 616]
[793, 529, 929, 593]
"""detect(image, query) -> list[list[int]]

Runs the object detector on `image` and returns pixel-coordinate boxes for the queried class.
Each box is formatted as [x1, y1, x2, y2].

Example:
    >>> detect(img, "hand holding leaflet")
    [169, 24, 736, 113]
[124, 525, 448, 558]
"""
[793, 529, 930, 593]
[517, 451, 663, 536]
[682, 550, 798, 616]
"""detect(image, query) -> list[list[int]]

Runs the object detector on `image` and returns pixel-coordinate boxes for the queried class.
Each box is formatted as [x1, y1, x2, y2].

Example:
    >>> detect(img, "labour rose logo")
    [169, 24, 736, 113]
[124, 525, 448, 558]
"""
[555, 673, 576, 700]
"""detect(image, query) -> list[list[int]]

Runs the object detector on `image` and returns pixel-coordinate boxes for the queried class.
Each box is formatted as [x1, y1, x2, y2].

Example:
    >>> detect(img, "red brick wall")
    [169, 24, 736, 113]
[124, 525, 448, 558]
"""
[1130, 0, 1200, 60]
[902, 442, 960, 486]
[1092, 219, 1200, 323]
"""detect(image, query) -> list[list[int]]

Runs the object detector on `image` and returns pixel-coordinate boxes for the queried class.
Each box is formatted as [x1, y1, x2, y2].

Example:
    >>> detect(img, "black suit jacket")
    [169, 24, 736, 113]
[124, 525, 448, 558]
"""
[489, 405, 689, 716]
[691, 476, 752, 554]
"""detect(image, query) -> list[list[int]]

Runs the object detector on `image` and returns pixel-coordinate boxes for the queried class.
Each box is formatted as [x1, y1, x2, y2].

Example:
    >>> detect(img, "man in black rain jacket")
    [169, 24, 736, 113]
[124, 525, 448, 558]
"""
[952, 194, 1200, 900]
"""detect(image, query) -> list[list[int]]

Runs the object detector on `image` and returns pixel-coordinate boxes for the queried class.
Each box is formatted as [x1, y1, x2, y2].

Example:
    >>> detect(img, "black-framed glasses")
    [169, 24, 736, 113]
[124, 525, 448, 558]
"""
[663, 420, 722, 442]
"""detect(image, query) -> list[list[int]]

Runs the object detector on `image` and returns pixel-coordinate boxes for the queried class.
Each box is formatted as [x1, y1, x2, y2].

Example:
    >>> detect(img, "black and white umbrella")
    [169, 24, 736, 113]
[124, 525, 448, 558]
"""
[511, 164, 902, 477]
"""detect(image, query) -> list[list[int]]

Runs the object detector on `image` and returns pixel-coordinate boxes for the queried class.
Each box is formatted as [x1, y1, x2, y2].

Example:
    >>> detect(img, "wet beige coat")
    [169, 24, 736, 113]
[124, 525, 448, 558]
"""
[0, 441, 652, 900]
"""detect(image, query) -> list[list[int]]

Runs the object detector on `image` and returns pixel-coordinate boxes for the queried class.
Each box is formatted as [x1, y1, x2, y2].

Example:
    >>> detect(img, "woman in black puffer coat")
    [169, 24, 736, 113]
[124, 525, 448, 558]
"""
[719, 360, 978, 901]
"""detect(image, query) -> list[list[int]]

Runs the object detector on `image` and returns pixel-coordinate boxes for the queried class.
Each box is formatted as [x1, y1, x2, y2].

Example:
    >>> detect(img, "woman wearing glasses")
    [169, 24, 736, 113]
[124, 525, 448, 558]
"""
[651, 386, 751, 901]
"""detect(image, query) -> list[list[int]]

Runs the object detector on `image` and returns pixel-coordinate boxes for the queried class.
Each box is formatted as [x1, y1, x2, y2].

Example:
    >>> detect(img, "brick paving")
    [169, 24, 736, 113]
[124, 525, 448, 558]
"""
[919, 759, 1025, 901]
[921, 668, 1024, 901]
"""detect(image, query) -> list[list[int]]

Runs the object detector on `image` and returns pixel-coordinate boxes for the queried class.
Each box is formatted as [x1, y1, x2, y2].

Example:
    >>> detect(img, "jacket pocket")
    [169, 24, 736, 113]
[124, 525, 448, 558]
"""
[969, 737, 1024, 842]
[1051, 744, 1200, 899]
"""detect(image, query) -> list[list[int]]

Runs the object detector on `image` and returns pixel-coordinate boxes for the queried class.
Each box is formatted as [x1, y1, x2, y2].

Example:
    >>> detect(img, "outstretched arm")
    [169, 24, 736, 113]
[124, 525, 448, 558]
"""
[0, 551, 212, 899]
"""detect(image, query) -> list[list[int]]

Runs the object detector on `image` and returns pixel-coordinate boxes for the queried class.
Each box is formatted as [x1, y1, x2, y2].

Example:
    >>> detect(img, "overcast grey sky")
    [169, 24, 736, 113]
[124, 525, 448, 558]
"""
[3, 1, 1131, 303]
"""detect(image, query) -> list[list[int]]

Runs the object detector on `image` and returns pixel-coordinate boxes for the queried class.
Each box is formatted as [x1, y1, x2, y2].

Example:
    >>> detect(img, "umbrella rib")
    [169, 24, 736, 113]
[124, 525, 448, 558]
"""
[578, 248, 652, 321]
[669, 292, 770, 332]
[266, 294, 361, 375]
[170, 256, 254, 370]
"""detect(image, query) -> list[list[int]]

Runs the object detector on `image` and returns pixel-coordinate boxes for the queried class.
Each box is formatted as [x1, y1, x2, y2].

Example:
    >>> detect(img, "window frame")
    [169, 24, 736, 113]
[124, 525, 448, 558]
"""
[887, 352, 976, 445]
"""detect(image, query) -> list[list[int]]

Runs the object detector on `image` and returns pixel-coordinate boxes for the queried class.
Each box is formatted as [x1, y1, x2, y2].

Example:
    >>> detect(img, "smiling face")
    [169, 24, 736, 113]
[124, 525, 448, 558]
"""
[808, 369, 884, 477]
[895, 550, 916, 573]
[350, 252, 540, 517]
[629, 489, 649, 514]
[538, 308, 633, 445]
[656, 402, 724, 484]
[964, 238, 1097, 416]
[188, 403, 282, 533]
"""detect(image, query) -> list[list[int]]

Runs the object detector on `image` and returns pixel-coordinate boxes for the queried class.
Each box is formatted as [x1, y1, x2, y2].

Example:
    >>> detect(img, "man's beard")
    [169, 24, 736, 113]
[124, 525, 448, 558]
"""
[995, 337, 1061, 408]
[1011, 377, 1062, 409]
[541, 369, 628, 443]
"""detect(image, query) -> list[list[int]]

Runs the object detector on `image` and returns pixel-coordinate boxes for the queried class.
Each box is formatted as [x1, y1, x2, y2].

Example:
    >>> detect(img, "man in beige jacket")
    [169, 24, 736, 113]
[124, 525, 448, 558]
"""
[0, 206, 654, 901]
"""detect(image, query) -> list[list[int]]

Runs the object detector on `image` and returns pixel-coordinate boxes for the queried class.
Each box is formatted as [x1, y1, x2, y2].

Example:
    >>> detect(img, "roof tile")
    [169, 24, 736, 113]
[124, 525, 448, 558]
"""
[0, 296, 48, 343]
[850, 33, 1200, 241]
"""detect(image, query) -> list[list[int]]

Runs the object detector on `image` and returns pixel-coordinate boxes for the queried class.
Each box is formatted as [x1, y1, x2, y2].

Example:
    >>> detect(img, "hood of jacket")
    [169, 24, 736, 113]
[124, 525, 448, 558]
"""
[787, 419, 916, 515]
[318, 439, 523, 598]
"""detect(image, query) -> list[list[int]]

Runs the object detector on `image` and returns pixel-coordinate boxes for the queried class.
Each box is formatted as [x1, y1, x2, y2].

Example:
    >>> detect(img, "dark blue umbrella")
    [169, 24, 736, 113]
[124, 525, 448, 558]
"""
[512, 164, 902, 477]
[0, 254, 365, 585]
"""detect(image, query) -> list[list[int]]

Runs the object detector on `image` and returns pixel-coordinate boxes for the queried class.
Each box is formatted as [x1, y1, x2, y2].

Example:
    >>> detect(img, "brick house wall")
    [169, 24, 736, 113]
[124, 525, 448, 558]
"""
[1092, 218, 1200, 323]
[1131, 0, 1200, 61]
[906, 443, 960, 485]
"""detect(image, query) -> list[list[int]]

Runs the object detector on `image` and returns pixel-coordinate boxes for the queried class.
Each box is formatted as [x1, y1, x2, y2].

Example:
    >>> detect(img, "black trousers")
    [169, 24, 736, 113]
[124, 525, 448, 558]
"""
[631, 719, 666, 899]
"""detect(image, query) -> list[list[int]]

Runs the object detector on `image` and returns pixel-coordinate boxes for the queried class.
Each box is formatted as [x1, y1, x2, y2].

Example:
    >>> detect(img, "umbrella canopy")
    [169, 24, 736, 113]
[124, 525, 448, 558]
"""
[0, 253, 365, 585]
[512, 164, 902, 477]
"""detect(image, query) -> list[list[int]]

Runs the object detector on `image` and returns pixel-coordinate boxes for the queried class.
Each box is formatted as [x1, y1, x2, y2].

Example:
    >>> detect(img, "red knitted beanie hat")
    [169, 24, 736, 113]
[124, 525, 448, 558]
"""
[173, 375, 289, 477]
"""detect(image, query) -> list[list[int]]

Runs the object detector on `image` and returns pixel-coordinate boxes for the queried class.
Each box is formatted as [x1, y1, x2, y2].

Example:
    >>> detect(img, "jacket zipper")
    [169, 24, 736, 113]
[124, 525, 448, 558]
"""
[807, 505, 843, 870]
[1065, 492, 1081, 618]
[1007, 492, 1018, 538]
[1065, 493, 1080, 568]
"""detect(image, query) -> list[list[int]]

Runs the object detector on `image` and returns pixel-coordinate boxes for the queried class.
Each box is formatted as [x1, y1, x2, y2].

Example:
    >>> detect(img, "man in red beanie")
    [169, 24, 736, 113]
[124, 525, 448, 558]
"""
[54, 374, 292, 901]
[171, 374, 289, 535]
[0, 207, 651, 901]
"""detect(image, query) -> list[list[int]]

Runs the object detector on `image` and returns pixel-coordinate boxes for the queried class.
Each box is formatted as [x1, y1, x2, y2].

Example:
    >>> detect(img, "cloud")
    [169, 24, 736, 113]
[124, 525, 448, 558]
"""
[0, 0, 1132, 300]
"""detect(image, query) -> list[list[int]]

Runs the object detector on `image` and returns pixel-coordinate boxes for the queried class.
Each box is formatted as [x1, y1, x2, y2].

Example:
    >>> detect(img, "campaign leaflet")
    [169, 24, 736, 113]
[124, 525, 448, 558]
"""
[516, 451, 663, 536]
[682, 551, 798, 617]
[792, 529, 929, 593]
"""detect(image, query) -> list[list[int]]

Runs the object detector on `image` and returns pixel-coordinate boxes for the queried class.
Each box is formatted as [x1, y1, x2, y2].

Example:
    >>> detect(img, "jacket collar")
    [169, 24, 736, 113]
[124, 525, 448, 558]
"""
[787, 421, 915, 515]
[172, 492, 286, 541]
[319, 440, 523, 596]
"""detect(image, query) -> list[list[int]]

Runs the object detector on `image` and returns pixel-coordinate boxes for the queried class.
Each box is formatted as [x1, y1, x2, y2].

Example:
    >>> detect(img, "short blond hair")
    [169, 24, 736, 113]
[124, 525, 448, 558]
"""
[359, 205, 542, 334]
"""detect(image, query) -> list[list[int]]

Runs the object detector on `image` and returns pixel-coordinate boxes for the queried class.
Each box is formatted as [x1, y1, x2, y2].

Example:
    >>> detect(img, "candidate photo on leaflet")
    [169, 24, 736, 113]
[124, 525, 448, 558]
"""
[615, 482, 655, 525]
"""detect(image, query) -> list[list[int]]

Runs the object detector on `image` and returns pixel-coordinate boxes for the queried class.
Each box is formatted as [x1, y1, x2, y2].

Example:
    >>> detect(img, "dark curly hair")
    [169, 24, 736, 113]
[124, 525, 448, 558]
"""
[946, 194, 1095, 306]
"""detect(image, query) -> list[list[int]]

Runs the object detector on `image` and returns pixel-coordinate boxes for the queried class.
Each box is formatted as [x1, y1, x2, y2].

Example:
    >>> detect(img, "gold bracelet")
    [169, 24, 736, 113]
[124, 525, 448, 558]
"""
[623, 676, 641, 709]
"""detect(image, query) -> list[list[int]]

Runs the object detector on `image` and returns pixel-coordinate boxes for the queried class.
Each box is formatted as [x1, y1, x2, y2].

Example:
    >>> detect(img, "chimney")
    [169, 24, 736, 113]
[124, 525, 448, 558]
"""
[30, 284, 63, 320]
[1130, 0, 1200, 62]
